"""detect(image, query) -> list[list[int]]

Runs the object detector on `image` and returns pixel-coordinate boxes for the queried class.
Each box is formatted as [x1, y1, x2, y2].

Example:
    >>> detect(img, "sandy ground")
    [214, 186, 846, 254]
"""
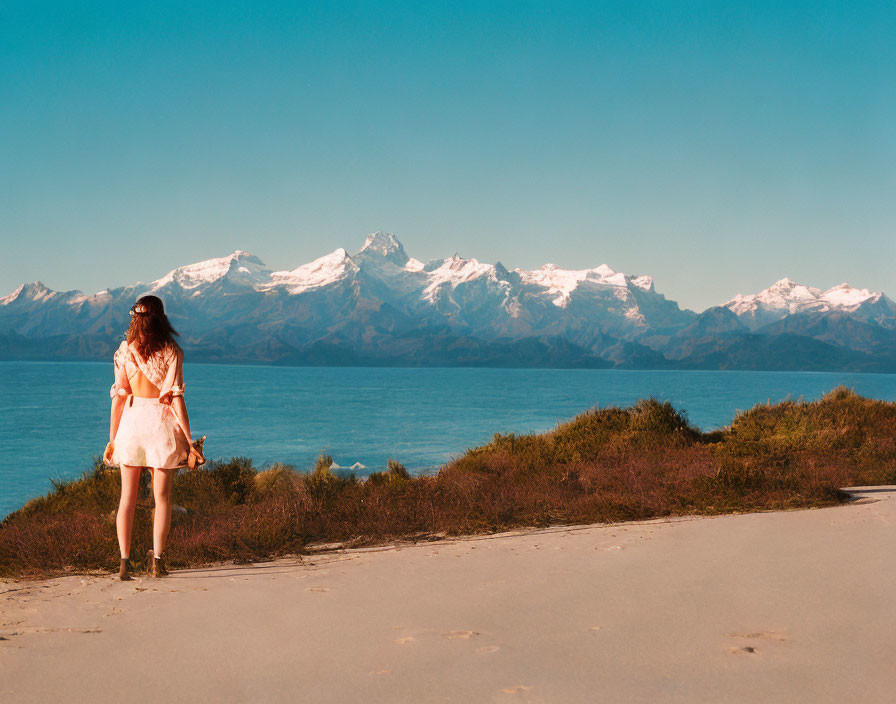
[2, 487, 895, 703]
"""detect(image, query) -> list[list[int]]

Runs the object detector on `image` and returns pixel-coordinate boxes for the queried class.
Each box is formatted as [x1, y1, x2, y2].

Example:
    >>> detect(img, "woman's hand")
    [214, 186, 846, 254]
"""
[187, 436, 206, 470]
[103, 441, 115, 465]
[187, 447, 205, 470]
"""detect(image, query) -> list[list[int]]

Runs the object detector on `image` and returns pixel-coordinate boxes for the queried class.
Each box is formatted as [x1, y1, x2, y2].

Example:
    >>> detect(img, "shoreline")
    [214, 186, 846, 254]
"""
[4, 486, 895, 702]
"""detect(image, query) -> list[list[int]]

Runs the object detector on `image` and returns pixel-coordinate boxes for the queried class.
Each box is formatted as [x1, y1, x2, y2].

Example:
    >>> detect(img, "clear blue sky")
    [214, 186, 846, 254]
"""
[2, 1, 893, 311]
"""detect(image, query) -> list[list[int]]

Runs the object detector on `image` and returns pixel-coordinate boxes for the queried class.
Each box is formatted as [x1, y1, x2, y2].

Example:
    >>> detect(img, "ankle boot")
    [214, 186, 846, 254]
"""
[119, 558, 132, 581]
[153, 555, 169, 578]
[147, 550, 169, 578]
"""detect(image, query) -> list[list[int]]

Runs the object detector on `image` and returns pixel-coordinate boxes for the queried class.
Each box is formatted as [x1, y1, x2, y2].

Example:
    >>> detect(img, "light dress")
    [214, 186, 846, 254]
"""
[109, 340, 190, 469]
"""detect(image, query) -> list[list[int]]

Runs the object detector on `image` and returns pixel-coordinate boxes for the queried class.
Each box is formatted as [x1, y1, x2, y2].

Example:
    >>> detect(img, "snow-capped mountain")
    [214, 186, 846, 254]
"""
[150, 250, 272, 292]
[723, 278, 896, 330]
[2, 233, 894, 371]
[264, 248, 357, 295]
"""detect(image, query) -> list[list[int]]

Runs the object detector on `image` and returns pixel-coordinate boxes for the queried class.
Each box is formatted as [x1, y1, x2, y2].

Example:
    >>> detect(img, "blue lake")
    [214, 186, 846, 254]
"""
[2, 362, 896, 518]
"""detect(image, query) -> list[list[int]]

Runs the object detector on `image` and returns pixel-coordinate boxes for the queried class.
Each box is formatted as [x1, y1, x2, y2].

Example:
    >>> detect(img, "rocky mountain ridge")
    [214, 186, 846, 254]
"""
[2, 232, 894, 371]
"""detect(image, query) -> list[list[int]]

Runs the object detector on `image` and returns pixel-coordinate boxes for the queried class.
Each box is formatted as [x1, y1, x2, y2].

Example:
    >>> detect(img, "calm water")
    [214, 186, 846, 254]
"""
[2, 362, 895, 518]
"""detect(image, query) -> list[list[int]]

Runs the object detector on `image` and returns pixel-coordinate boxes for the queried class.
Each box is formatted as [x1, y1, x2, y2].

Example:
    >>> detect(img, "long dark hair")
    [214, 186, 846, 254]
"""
[126, 295, 180, 358]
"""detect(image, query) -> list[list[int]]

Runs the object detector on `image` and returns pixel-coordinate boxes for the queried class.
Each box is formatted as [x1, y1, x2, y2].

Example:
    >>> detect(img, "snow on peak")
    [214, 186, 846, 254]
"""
[767, 278, 819, 298]
[631, 275, 654, 292]
[0, 283, 26, 304]
[422, 255, 499, 301]
[821, 282, 877, 308]
[725, 279, 820, 315]
[357, 231, 409, 265]
[0, 281, 57, 305]
[725, 278, 886, 322]
[517, 263, 631, 307]
[266, 248, 357, 294]
[151, 250, 269, 291]
[74, 289, 113, 305]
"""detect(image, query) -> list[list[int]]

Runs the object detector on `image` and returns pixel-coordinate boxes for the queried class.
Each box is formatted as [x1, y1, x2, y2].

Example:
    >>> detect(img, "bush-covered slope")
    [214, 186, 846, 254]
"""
[2, 387, 894, 578]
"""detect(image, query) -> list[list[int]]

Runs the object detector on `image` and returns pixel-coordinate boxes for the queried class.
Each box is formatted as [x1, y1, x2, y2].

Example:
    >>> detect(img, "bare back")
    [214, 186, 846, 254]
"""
[111, 340, 184, 402]
[127, 366, 161, 398]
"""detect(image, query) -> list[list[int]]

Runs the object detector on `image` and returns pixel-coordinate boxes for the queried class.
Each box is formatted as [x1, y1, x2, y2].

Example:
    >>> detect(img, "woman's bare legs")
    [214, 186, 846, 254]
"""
[116, 465, 142, 559]
[151, 468, 176, 557]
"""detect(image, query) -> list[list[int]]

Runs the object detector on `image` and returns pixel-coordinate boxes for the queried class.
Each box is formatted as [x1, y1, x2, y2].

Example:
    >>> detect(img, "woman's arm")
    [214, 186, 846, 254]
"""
[109, 396, 126, 441]
[161, 346, 196, 446]
[105, 345, 131, 462]
[171, 396, 193, 443]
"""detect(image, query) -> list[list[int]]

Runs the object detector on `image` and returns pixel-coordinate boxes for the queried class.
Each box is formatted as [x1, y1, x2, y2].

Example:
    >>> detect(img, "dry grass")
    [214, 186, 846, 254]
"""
[2, 386, 894, 578]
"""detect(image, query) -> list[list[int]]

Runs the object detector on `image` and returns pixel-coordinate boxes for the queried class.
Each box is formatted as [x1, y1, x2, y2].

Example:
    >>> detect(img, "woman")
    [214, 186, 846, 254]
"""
[102, 295, 205, 580]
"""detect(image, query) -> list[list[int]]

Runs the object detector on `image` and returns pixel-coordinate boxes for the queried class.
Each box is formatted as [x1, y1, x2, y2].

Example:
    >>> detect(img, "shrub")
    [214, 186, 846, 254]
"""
[3, 389, 895, 578]
[386, 459, 410, 480]
[254, 463, 305, 497]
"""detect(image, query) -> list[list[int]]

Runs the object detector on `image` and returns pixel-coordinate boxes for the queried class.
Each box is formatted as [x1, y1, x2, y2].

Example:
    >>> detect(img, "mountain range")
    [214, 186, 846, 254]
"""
[2, 232, 895, 371]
